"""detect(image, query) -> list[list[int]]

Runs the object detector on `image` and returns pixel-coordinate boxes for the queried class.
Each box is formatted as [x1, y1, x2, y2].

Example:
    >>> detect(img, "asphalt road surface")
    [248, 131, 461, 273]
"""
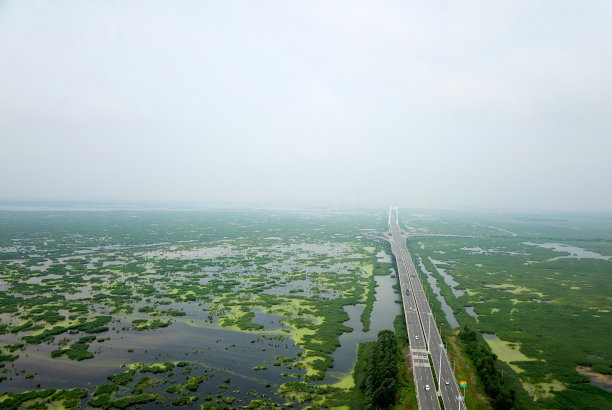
[388, 207, 465, 410]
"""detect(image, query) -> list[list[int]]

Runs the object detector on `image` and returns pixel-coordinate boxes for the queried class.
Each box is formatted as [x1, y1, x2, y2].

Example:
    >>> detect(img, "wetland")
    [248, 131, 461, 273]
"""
[2, 207, 612, 409]
[405, 210, 612, 409]
[0, 209, 398, 408]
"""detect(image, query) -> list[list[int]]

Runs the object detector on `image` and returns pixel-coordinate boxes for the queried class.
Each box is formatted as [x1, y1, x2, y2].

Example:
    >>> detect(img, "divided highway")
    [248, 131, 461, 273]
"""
[388, 207, 465, 410]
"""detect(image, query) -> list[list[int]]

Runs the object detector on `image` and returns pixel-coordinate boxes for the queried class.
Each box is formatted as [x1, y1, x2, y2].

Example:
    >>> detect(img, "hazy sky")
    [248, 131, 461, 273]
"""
[1, 1, 611, 211]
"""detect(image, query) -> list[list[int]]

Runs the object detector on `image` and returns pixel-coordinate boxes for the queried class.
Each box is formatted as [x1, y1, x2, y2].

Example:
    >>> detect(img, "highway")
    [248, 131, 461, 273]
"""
[388, 207, 465, 410]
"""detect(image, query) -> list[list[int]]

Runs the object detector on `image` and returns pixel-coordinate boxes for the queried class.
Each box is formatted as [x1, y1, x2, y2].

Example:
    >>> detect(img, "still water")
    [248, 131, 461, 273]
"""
[322, 274, 402, 384]
[417, 257, 459, 328]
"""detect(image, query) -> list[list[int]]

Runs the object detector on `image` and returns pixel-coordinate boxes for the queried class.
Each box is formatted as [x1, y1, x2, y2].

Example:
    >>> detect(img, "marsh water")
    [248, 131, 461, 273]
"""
[465, 306, 478, 317]
[429, 257, 465, 297]
[417, 257, 459, 328]
[322, 274, 402, 384]
[523, 242, 611, 260]
[1, 321, 303, 402]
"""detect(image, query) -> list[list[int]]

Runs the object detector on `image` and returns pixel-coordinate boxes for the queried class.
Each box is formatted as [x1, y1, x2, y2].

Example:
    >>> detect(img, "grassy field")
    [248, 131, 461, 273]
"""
[403, 209, 612, 409]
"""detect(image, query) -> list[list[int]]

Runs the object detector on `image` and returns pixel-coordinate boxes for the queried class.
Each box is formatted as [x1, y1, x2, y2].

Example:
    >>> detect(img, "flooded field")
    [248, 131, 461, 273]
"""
[0, 209, 399, 408]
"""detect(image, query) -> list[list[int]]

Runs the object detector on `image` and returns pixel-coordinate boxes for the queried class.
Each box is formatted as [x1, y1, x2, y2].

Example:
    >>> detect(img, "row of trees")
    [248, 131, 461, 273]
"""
[459, 326, 516, 409]
[364, 330, 399, 408]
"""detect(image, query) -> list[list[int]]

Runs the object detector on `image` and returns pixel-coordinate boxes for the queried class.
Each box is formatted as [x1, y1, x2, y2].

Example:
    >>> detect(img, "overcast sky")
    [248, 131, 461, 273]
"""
[1, 1, 611, 211]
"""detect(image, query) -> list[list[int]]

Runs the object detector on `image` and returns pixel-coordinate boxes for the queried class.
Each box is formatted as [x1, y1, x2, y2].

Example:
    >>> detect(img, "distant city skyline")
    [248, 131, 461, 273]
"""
[2, 1, 611, 212]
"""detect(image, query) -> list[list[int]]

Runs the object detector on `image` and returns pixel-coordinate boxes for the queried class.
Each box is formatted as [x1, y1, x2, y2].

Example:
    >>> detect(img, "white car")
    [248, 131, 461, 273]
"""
[445, 380, 450, 385]
[425, 384, 430, 391]
[415, 335, 419, 339]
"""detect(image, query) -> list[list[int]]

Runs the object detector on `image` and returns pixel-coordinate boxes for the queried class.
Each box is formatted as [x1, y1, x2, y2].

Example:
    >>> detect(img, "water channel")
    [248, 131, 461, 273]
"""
[417, 257, 459, 328]
[429, 257, 465, 297]
[322, 274, 402, 384]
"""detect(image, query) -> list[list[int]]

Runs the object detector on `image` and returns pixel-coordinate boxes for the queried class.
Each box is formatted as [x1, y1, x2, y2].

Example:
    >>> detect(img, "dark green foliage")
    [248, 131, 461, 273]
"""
[131, 376, 154, 394]
[166, 383, 183, 393]
[0, 388, 87, 409]
[73, 316, 111, 333]
[107, 368, 136, 385]
[51, 335, 96, 360]
[538, 383, 612, 409]
[5, 343, 25, 352]
[459, 326, 518, 409]
[364, 330, 398, 409]
[33, 310, 65, 324]
[162, 309, 186, 316]
[88, 393, 160, 409]
[88, 394, 112, 408]
[172, 396, 196, 405]
[0, 389, 57, 408]
[112, 394, 160, 408]
[140, 361, 175, 374]
[22, 316, 110, 344]
[222, 311, 264, 330]
[94, 383, 119, 396]
[352, 342, 374, 409]
[0, 353, 19, 362]
[185, 375, 204, 391]
[360, 277, 376, 332]
[47, 388, 88, 409]
[131, 318, 170, 331]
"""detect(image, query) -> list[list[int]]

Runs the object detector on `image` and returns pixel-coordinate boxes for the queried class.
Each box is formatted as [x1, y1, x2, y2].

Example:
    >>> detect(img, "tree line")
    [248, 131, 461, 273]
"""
[459, 326, 516, 409]
[364, 329, 399, 409]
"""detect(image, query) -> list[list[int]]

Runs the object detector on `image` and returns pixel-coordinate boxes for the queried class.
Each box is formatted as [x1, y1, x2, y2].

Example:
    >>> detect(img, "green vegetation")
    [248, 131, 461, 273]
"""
[140, 361, 175, 374]
[22, 316, 111, 345]
[172, 395, 196, 405]
[185, 375, 204, 391]
[360, 277, 376, 332]
[51, 335, 96, 360]
[131, 318, 171, 331]
[220, 310, 264, 331]
[7, 209, 609, 407]
[94, 383, 119, 396]
[107, 368, 137, 385]
[364, 330, 399, 408]
[88, 393, 161, 409]
[405, 210, 612, 409]
[0, 388, 88, 409]
[459, 326, 525, 409]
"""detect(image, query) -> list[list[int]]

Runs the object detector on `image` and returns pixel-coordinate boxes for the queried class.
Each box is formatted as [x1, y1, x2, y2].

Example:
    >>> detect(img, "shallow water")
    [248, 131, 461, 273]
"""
[322, 274, 402, 384]
[376, 250, 392, 263]
[1, 322, 302, 404]
[523, 242, 611, 260]
[465, 306, 478, 317]
[429, 257, 465, 297]
[418, 257, 459, 328]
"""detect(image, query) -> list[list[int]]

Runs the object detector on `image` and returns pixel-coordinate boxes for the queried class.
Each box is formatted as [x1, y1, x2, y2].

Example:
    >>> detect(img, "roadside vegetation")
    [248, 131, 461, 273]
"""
[405, 210, 612, 409]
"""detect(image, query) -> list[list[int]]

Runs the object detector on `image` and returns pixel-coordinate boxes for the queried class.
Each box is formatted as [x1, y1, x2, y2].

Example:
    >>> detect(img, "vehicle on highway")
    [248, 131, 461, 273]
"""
[445, 380, 449, 385]
[425, 384, 430, 391]
[415, 335, 418, 339]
